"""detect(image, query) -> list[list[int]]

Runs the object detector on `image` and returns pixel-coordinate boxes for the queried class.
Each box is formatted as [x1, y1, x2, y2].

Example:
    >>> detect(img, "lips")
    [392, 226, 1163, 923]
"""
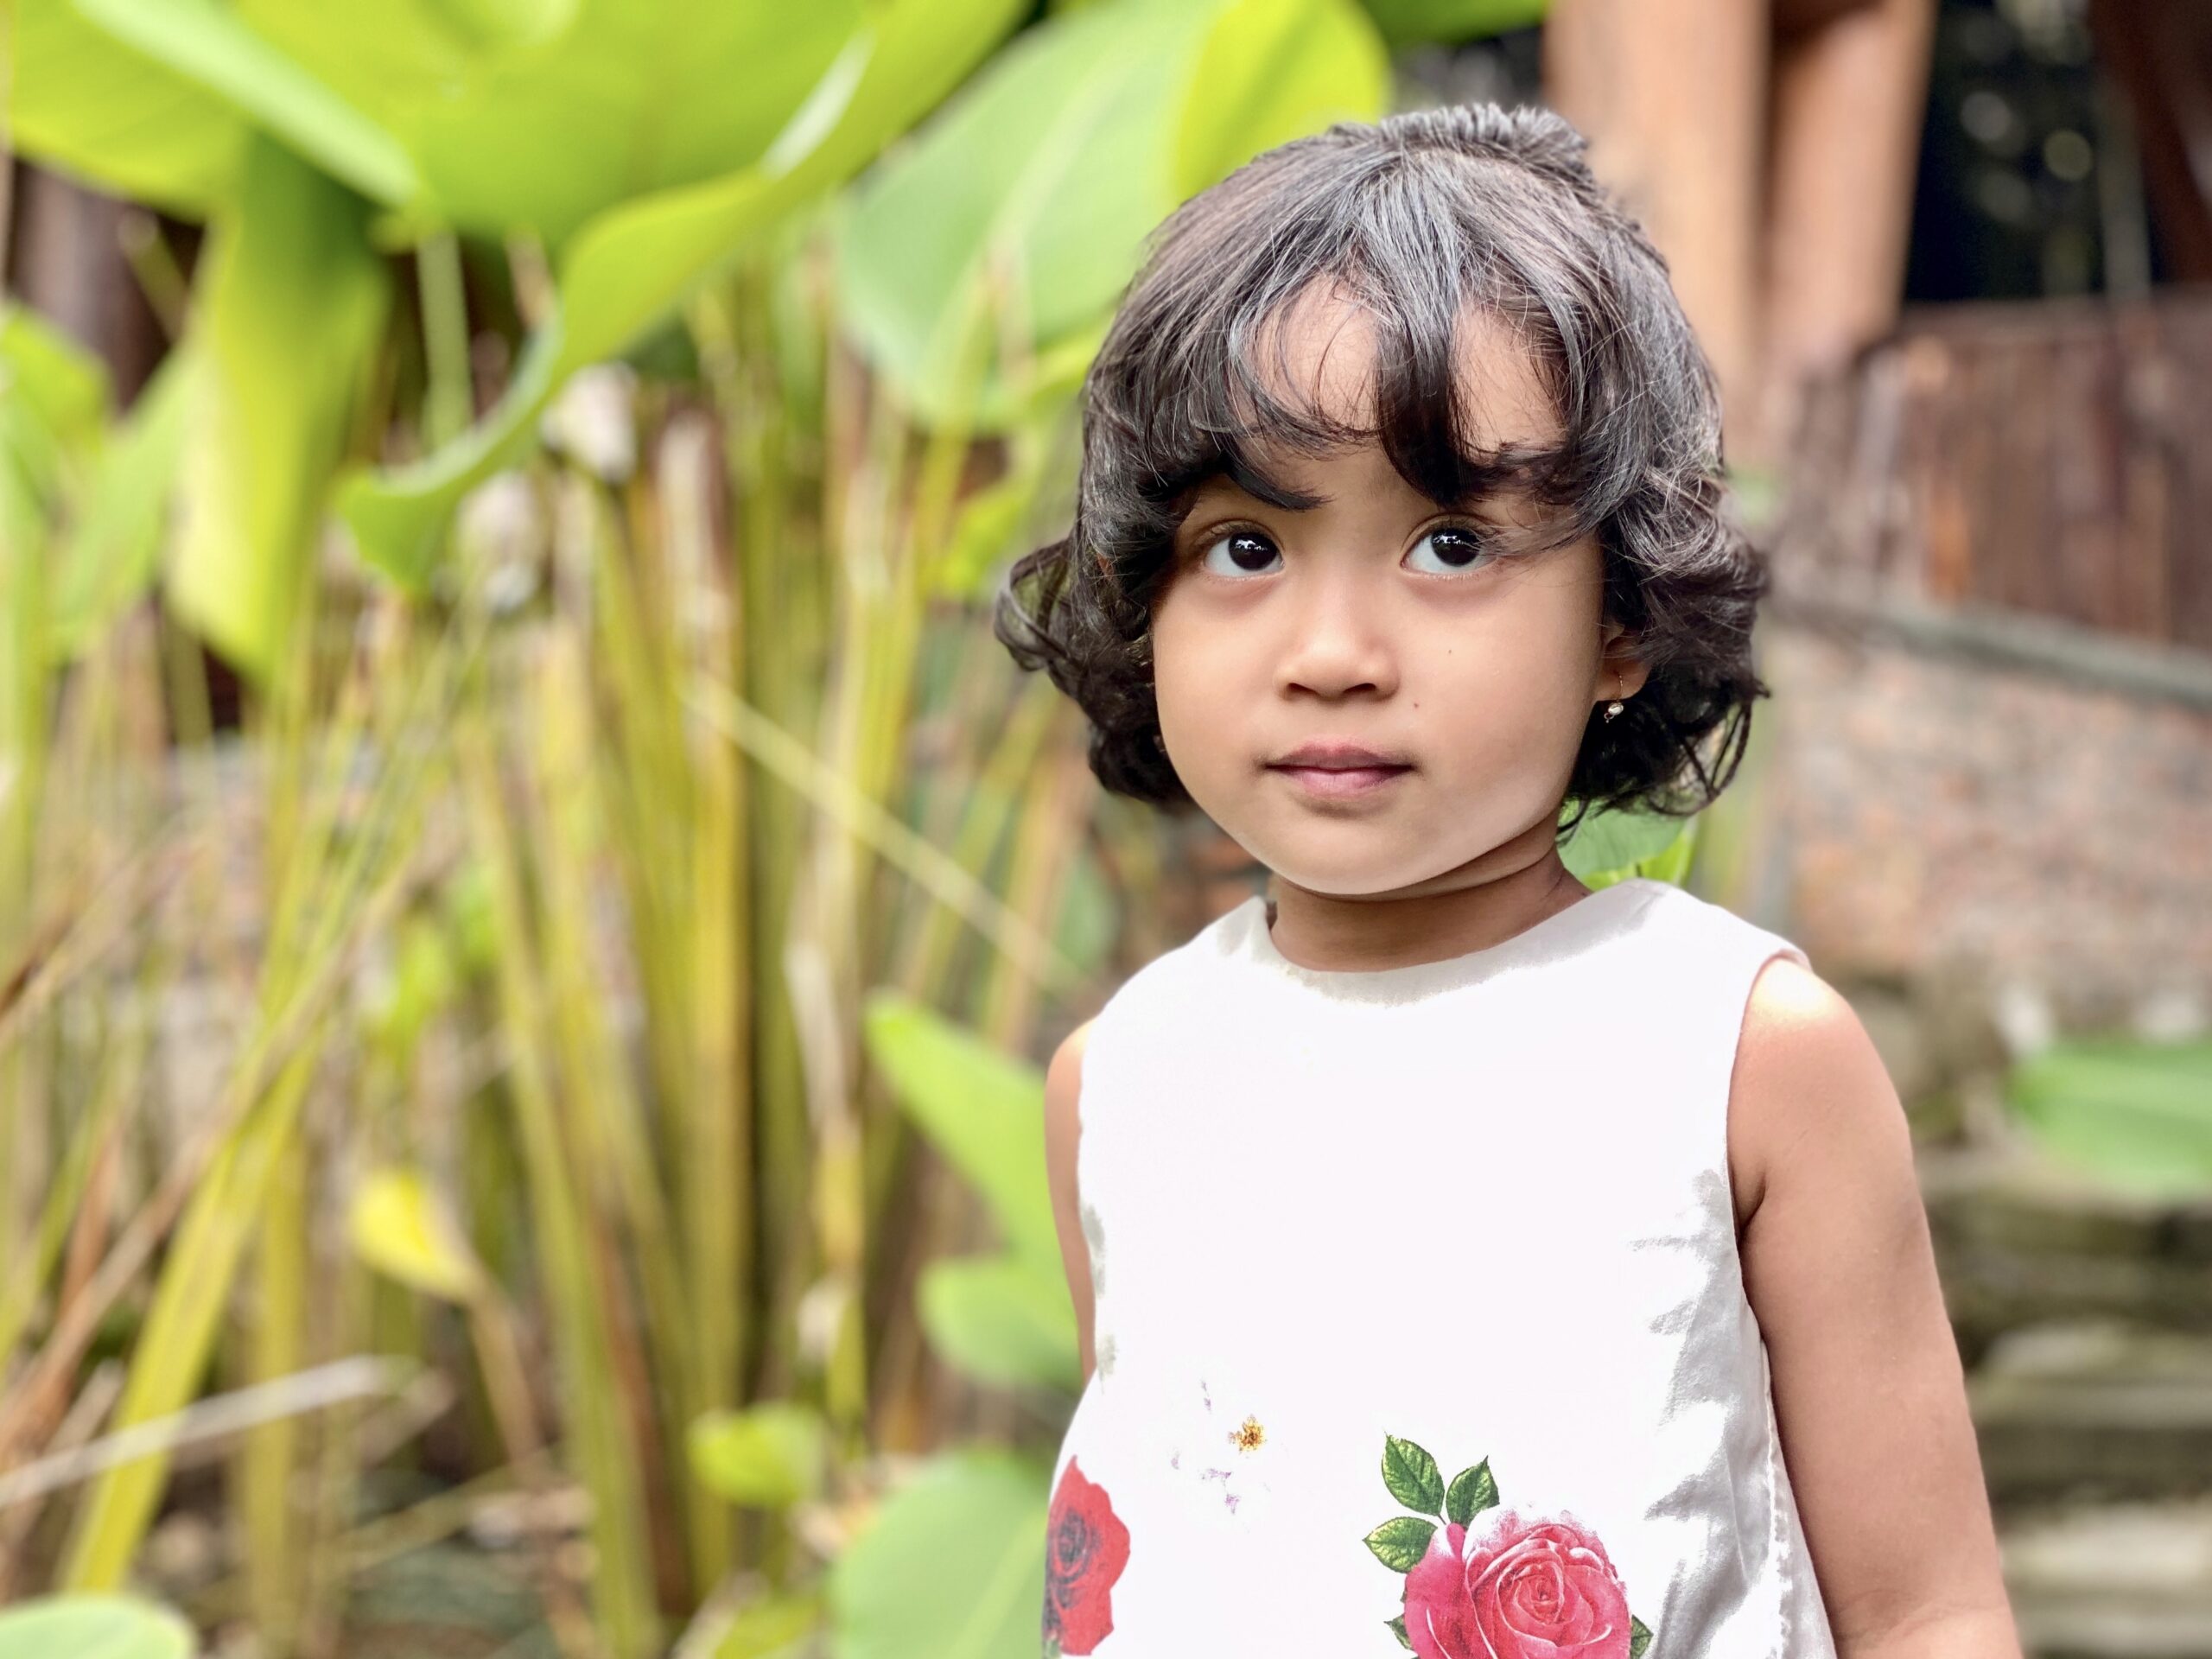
[1264, 742, 1414, 802]
[1266, 742, 1414, 771]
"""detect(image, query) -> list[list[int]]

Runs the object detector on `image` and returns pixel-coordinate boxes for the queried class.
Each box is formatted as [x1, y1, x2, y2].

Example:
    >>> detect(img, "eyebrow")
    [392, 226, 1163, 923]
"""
[1220, 452, 1327, 512]
[1186, 439, 1565, 524]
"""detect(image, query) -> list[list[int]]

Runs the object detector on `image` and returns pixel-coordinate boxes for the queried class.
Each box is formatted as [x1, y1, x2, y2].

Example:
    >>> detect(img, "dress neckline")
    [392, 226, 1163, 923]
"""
[1225, 876, 1662, 1006]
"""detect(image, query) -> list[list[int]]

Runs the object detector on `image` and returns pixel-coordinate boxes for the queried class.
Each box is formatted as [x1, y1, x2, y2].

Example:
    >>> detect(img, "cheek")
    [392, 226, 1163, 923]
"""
[1417, 623, 1599, 769]
[1146, 596, 1213, 731]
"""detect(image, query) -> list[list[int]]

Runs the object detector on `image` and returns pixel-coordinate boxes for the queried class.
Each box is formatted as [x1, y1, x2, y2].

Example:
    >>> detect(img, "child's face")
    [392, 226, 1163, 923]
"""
[1149, 287, 1647, 899]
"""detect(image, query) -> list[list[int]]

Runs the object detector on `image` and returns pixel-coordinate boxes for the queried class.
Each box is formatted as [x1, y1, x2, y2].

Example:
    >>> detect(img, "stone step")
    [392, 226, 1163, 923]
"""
[1971, 1321, 2212, 1508]
[1918, 1146, 2212, 1357]
[2001, 1497, 2212, 1659]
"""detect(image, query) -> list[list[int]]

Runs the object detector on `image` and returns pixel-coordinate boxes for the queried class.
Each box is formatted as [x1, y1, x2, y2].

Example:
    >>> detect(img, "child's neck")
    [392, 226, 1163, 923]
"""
[1262, 848, 1591, 975]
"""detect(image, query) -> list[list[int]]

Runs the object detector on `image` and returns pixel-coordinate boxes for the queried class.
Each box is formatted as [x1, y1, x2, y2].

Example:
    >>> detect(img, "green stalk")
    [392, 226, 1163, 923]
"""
[457, 706, 659, 1658]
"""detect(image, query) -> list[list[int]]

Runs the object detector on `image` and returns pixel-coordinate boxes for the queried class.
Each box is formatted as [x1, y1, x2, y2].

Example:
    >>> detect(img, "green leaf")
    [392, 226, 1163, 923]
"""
[1559, 803, 1698, 889]
[2005, 1037, 2212, 1198]
[9, 0, 245, 215]
[238, 0, 855, 243]
[1629, 1613, 1653, 1658]
[1172, 0, 1388, 203]
[48, 349, 194, 662]
[1388, 1613, 1413, 1649]
[710, 1590, 822, 1659]
[1363, 1515, 1437, 1573]
[861, 992, 1059, 1268]
[346, 1168, 484, 1303]
[1358, 0, 1548, 46]
[167, 135, 390, 682]
[917, 1253, 1079, 1393]
[0, 302, 110, 442]
[75, 0, 419, 206]
[0, 302, 110, 562]
[1445, 1459, 1497, 1527]
[0, 1594, 195, 1659]
[689, 1402, 829, 1509]
[828, 1450, 1050, 1659]
[837, 0, 1387, 431]
[1381, 1433, 1445, 1516]
[338, 0, 1027, 588]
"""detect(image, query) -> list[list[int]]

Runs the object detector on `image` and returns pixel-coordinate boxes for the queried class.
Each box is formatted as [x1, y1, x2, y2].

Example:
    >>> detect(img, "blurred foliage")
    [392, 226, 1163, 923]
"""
[1558, 805, 1697, 890]
[2004, 1037, 2212, 1198]
[0, 1595, 196, 1659]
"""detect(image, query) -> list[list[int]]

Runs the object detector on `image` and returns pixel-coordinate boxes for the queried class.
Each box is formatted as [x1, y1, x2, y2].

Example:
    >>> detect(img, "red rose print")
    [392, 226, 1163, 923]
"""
[1403, 1507, 1635, 1659]
[1043, 1456, 1131, 1656]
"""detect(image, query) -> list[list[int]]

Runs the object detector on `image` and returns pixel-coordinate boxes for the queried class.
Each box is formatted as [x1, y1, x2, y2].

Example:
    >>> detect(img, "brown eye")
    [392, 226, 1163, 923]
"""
[1198, 530, 1281, 578]
[1405, 525, 1497, 575]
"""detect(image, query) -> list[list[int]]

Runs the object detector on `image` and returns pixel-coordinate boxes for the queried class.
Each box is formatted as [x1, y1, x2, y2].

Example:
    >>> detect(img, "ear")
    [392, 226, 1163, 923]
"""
[1597, 622, 1652, 704]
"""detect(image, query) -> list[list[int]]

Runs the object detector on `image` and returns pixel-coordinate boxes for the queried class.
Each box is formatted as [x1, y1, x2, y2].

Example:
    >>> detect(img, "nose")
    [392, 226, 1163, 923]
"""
[1274, 567, 1398, 700]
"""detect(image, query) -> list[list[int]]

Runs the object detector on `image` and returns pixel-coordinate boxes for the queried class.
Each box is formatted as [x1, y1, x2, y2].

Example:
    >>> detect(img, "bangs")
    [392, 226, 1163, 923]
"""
[1087, 143, 1639, 564]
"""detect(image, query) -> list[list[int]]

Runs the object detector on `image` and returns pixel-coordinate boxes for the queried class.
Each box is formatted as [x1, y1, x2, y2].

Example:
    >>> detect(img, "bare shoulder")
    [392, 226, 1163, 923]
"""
[1727, 952, 1909, 1232]
[1044, 1018, 1098, 1164]
[1045, 1019, 1096, 1116]
[1045, 1018, 1102, 1382]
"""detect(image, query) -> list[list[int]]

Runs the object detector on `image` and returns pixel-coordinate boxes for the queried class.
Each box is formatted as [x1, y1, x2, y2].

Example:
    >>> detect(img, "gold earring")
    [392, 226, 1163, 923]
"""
[1603, 672, 1625, 723]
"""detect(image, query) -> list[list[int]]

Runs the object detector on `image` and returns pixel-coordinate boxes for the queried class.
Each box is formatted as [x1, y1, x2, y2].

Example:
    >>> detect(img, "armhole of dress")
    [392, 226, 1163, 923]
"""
[1719, 931, 1814, 1264]
[1727, 926, 1817, 1658]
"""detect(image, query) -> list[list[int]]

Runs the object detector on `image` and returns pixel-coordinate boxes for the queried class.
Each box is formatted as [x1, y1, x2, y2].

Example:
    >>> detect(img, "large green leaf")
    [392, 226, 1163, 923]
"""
[709, 1591, 821, 1659]
[918, 1253, 1079, 1393]
[336, 0, 1027, 588]
[1559, 804, 1698, 888]
[0, 303, 110, 441]
[860, 990, 1058, 1269]
[165, 137, 390, 681]
[1358, 0, 1547, 45]
[9, 0, 245, 214]
[828, 1450, 1049, 1659]
[2005, 1038, 2212, 1198]
[1173, 0, 1390, 201]
[238, 0, 859, 243]
[48, 350, 194, 662]
[0, 1596, 194, 1659]
[836, 0, 1387, 429]
[0, 302, 110, 543]
[73, 0, 419, 206]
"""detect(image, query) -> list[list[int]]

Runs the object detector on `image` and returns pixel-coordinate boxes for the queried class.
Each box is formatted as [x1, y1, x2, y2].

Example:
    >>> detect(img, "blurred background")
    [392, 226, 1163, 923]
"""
[2, 0, 2209, 1653]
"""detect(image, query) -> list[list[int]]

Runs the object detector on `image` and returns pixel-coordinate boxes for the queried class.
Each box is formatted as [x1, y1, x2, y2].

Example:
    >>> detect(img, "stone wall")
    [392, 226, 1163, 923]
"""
[1731, 594, 2212, 1033]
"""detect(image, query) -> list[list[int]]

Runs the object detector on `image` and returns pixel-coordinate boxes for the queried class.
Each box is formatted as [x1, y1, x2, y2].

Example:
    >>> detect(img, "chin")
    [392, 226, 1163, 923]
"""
[1249, 846, 1437, 900]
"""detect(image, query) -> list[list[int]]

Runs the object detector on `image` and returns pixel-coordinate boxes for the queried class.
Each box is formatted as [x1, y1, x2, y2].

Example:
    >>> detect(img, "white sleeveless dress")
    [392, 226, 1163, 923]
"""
[1041, 876, 1841, 1659]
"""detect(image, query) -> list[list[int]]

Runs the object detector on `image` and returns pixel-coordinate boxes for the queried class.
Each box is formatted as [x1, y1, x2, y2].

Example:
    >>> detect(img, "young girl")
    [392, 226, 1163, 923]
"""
[995, 105, 2020, 1659]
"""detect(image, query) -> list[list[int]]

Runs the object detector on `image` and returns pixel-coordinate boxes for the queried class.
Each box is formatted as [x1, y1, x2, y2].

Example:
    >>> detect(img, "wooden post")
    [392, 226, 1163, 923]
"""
[1545, 0, 1770, 461]
[1761, 0, 1939, 455]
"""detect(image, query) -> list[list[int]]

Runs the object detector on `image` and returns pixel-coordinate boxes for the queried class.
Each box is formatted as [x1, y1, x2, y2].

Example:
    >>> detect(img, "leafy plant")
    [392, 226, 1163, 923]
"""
[2005, 1037, 2212, 1197]
[1560, 804, 1700, 888]
[0, 1595, 195, 1659]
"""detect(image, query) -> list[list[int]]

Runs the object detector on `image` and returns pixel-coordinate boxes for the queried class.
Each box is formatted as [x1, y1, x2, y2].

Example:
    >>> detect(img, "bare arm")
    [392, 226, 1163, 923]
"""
[1045, 1018, 1097, 1390]
[1731, 957, 2022, 1659]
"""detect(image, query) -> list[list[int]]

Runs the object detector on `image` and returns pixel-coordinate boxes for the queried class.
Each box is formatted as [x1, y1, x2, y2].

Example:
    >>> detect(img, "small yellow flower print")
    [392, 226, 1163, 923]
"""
[1230, 1415, 1266, 1452]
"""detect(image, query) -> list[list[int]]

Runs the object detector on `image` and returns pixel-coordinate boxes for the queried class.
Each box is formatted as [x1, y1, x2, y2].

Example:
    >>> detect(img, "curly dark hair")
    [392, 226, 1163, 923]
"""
[992, 101, 1772, 836]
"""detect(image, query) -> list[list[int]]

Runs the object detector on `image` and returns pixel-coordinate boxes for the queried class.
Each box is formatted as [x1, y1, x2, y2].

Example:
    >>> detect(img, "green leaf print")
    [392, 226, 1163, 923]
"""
[1363, 1515, 1436, 1573]
[1388, 1613, 1413, 1649]
[1445, 1459, 1497, 1527]
[1380, 1433, 1445, 1516]
[1630, 1614, 1653, 1657]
